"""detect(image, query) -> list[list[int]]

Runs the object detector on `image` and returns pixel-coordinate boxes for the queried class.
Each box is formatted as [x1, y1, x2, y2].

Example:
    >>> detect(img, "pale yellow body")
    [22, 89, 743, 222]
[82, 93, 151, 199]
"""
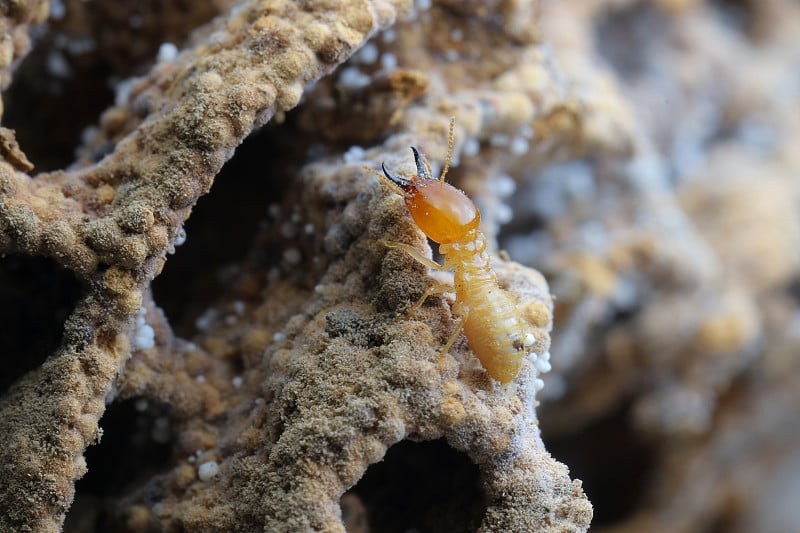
[441, 230, 534, 384]
[369, 117, 538, 384]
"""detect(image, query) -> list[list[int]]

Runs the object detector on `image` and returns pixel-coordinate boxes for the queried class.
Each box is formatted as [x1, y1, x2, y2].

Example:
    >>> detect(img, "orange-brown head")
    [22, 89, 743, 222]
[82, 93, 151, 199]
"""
[382, 147, 480, 244]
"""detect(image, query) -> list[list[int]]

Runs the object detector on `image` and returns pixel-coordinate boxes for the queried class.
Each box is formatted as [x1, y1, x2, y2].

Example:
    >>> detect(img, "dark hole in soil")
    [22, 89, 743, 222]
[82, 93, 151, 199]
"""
[0, 255, 82, 395]
[2, 3, 222, 171]
[346, 439, 486, 533]
[152, 125, 298, 337]
[542, 403, 657, 526]
[65, 398, 175, 532]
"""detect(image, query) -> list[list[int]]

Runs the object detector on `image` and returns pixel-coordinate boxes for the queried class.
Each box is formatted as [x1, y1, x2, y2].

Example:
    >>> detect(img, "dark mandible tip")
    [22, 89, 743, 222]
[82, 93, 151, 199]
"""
[382, 161, 410, 187]
[410, 147, 432, 180]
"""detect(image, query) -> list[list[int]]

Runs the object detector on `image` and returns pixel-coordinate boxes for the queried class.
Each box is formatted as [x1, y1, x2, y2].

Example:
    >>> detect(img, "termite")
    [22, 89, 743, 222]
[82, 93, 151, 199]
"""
[365, 119, 541, 384]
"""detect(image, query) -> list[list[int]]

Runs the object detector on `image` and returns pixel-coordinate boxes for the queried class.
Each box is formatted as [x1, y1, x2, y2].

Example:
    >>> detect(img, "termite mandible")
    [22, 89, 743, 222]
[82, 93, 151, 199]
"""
[366, 119, 545, 385]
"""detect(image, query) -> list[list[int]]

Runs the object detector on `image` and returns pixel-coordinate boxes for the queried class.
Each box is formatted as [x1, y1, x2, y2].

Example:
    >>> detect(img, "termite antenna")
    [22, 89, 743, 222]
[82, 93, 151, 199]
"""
[439, 117, 456, 182]
[410, 147, 433, 181]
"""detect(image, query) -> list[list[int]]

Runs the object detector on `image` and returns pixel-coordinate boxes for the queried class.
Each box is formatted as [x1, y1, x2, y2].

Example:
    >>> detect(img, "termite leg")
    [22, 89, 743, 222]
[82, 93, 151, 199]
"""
[381, 241, 446, 270]
[438, 302, 468, 365]
[408, 283, 453, 315]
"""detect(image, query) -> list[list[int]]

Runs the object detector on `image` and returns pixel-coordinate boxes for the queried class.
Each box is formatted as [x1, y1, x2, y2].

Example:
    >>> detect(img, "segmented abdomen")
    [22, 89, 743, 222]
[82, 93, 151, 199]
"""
[455, 264, 531, 384]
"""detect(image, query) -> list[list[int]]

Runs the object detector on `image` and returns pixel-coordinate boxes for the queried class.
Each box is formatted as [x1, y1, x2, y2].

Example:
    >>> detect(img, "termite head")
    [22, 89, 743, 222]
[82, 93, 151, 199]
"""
[382, 147, 480, 244]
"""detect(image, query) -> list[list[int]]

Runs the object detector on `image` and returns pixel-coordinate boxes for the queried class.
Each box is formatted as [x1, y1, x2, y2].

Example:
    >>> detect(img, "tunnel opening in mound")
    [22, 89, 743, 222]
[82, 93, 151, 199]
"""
[65, 398, 176, 532]
[2, 3, 222, 171]
[0, 254, 82, 395]
[152, 124, 299, 337]
[346, 439, 486, 533]
[543, 403, 657, 526]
